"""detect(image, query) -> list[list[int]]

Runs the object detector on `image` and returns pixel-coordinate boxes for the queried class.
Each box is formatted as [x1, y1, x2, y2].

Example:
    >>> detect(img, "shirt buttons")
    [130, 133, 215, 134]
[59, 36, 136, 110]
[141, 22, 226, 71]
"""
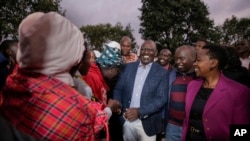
[207, 128, 210, 131]
[205, 119, 208, 122]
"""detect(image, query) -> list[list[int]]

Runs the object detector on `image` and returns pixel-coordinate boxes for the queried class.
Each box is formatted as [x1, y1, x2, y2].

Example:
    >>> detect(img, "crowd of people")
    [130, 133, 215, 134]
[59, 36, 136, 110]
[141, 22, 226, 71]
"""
[0, 11, 250, 141]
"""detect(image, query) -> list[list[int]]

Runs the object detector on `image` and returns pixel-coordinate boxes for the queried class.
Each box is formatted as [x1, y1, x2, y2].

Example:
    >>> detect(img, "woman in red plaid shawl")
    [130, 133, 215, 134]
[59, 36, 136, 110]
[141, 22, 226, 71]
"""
[0, 12, 120, 141]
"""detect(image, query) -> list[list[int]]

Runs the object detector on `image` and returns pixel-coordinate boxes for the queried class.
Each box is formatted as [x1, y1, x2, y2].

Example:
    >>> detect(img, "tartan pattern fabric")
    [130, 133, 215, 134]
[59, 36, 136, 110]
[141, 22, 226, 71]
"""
[0, 67, 109, 141]
[122, 52, 138, 64]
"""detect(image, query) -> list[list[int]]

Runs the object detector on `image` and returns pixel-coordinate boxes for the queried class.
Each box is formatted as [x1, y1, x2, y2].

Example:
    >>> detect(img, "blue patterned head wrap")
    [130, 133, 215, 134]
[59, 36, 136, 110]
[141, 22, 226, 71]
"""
[96, 41, 123, 68]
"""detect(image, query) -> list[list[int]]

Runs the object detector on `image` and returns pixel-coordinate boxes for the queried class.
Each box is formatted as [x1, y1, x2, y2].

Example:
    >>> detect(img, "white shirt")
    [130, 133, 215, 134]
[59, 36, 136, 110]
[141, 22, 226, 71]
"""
[130, 62, 153, 108]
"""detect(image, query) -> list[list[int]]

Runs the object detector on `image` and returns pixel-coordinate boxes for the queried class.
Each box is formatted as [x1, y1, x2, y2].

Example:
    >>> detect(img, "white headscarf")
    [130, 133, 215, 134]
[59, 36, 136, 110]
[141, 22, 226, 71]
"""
[17, 12, 85, 86]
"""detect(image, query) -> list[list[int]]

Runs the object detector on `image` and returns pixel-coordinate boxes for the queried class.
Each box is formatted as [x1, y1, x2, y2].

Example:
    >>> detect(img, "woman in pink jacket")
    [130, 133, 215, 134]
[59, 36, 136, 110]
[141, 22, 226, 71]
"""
[182, 44, 250, 141]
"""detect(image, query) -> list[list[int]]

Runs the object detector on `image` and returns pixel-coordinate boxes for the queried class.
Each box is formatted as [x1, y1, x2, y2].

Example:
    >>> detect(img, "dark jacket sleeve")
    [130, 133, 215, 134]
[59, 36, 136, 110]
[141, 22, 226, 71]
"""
[0, 115, 40, 141]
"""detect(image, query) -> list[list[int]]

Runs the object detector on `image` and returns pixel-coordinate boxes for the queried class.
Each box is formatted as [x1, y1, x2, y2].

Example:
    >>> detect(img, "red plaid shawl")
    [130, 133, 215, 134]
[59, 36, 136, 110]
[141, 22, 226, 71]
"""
[0, 67, 109, 141]
[122, 52, 138, 64]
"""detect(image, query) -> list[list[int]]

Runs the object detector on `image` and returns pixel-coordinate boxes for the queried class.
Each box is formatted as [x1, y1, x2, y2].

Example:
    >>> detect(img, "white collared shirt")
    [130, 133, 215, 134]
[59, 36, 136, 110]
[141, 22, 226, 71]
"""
[130, 62, 153, 108]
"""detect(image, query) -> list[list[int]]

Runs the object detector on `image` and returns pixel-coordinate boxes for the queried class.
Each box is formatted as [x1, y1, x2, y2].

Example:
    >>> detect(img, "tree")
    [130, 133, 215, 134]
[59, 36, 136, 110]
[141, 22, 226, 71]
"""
[219, 15, 250, 44]
[139, 0, 217, 51]
[80, 23, 136, 51]
[0, 0, 65, 40]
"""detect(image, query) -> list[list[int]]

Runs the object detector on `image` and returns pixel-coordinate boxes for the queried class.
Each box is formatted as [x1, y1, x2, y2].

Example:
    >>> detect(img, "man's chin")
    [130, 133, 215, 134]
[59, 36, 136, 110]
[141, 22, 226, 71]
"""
[141, 60, 152, 65]
[122, 52, 130, 56]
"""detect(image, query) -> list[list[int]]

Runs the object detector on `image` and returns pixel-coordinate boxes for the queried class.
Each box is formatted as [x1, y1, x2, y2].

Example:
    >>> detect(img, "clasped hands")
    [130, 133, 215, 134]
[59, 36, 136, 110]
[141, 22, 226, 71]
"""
[107, 99, 122, 114]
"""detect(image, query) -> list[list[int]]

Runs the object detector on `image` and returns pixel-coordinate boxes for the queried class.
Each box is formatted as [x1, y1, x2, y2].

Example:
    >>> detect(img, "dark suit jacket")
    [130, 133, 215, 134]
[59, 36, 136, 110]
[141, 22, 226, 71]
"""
[0, 115, 39, 141]
[113, 61, 169, 136]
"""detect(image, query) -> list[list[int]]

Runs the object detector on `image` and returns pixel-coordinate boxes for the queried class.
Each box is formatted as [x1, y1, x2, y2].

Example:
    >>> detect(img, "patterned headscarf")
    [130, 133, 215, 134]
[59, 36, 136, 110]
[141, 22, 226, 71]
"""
[17, 12, 85, 86]
[96, 41, 123, 68]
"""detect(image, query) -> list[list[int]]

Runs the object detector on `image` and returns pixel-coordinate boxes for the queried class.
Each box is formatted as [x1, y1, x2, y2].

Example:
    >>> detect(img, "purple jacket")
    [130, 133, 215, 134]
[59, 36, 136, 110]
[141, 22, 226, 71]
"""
[182, 73, 250, 141]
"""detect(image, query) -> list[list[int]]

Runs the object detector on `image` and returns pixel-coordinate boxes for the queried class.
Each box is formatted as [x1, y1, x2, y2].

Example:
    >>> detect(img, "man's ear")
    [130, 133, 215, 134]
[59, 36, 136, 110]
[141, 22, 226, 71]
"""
[154, 50, 158, 57]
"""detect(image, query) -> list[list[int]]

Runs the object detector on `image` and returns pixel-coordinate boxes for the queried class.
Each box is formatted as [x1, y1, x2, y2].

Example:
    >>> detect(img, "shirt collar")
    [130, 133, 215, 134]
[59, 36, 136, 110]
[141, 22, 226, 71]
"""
[139, 62, 153, 69]
[176, 70, 196, 78]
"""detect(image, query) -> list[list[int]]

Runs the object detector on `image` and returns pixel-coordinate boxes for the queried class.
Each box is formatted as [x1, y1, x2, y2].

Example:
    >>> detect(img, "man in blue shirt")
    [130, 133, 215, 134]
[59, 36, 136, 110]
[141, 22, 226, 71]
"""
[113, 39, 169, 141]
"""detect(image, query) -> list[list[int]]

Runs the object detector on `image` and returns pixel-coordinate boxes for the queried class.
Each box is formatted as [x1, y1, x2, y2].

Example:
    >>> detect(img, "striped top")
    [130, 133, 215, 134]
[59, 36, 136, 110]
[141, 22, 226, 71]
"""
[168, 71, 196, 126]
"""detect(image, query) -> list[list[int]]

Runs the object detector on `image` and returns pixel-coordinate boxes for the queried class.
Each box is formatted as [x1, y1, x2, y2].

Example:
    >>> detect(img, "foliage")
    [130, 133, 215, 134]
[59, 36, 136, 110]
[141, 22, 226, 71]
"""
[139, 0, 218, 52]
[0, 0, 65, 40]
[80, 23, 136, 51]
[219, 15, 250, 44]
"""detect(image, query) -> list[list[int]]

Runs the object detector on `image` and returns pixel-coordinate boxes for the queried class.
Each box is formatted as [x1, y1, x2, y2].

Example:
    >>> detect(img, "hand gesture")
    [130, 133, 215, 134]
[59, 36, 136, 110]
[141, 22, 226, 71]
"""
[107, 99, 122, 113]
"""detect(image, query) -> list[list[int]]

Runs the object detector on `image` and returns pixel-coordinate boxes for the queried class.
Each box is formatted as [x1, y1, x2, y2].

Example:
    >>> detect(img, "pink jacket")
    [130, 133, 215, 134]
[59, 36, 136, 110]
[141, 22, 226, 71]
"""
[182, 73, 250, 141]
